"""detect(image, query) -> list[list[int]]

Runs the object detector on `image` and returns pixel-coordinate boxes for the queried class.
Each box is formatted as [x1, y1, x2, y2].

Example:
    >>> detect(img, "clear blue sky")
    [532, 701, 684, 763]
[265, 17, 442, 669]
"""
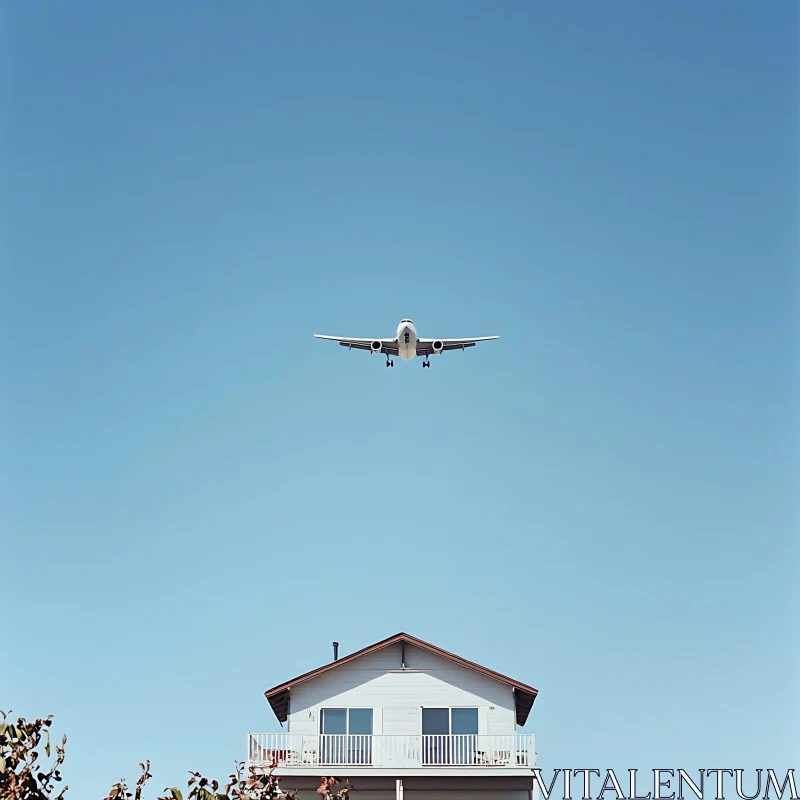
[2, 1, 797, 796]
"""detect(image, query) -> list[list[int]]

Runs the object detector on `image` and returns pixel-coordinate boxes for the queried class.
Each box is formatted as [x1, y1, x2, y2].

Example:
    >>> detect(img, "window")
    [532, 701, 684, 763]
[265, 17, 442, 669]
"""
[422, 708, 478, 765]
[422, 707, 478, 735]
[320, 708, 373, 766]
[422, 708, 450, 735]
[320, 708, 373, 735]
[320, 708, 346, 735]
[348, 709, 373, 736]
[451, 708, 479, 735]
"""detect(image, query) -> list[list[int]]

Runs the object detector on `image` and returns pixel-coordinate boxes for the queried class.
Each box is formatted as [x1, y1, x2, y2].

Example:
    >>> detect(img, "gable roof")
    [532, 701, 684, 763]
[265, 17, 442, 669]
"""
[264, 632, 538, 727]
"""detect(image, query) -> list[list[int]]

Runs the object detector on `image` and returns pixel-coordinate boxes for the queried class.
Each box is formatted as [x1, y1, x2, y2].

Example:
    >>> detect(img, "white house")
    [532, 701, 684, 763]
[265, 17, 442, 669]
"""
[248, 632, 539, 800]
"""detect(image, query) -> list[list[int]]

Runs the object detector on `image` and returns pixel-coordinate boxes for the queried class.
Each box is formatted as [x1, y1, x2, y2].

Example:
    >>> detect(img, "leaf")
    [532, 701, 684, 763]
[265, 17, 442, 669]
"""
[170, 789, 184, 800]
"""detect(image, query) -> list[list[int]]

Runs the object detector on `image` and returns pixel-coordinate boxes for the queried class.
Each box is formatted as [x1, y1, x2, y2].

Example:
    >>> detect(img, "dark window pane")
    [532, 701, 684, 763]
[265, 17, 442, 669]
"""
[348, 709, 373, 735]
[451, 708, 478, 735]
[422, 708, 450, 735]
[321, 709, 346, 734]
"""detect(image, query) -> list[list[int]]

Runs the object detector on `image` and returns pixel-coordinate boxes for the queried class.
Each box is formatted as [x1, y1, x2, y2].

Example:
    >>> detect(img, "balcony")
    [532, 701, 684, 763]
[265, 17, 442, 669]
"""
[247, 733, 535, 773]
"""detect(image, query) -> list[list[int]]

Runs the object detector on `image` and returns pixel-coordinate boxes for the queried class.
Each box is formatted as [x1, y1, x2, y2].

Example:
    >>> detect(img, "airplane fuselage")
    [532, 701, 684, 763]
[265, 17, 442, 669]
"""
[396, 319, 417, 361]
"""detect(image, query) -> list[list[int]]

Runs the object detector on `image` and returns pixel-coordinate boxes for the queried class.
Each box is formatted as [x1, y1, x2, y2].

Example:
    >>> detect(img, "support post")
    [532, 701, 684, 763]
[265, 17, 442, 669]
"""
[396, 778, 404, 800]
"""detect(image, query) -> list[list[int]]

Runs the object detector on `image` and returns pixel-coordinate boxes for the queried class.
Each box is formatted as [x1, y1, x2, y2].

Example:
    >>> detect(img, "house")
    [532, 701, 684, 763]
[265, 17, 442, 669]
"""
[248, 632, 539, 800]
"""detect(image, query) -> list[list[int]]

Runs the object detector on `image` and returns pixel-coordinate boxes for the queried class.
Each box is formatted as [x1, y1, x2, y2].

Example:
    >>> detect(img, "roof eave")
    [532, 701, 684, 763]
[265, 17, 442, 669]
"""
[263, 633, 539, 726]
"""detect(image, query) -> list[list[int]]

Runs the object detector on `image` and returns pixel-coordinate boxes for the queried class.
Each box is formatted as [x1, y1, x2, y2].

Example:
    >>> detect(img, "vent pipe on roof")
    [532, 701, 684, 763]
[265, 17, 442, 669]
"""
[333, 642, 339, 661]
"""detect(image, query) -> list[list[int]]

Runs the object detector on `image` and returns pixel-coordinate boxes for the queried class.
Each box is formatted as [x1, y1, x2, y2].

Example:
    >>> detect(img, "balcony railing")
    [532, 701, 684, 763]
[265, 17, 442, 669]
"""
[248, 734, 534, 770]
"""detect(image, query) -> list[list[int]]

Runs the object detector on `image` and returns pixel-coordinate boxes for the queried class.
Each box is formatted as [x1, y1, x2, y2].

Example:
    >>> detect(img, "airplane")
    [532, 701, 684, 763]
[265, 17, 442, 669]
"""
[313, 319, 500, 367]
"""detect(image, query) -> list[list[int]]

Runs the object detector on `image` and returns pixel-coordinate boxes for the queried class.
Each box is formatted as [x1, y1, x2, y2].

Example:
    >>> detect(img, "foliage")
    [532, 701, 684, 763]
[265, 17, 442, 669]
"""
[0, 713, 352, 800]
[0, 711, 67, 800]
[315, 778, 352, 799]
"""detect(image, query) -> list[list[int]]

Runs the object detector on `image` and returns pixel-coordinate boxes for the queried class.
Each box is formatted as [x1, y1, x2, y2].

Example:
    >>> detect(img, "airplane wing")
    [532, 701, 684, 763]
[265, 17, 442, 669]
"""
[313, 333, 399, 355]
[416, 336, 500, 356]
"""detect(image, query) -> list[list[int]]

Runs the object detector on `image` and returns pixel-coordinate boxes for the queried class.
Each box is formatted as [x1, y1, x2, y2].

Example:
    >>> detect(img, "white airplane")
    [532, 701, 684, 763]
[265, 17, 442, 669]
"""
[313, 319, 500, 367]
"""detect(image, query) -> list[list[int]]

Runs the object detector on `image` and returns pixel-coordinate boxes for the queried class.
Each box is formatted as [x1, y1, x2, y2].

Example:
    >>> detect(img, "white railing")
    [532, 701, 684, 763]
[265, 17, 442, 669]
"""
[248, 734, 534, 769]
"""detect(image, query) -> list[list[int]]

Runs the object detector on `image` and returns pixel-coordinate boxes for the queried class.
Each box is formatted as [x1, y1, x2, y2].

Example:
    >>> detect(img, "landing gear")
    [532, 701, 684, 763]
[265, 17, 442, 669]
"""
[386, 358, 394, 368]
[423, 358, 431, 369]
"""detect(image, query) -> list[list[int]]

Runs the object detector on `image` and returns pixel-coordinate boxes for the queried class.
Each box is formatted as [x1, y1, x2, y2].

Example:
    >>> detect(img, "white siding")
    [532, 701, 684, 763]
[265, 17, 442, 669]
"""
[487, 703, 515, 735]
[383, 707, 420, 735]
[286, 643, 516, 736]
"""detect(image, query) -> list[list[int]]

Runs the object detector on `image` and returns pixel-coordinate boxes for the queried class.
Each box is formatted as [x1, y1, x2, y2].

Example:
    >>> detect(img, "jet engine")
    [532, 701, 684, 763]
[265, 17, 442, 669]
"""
[432, 340, 444, 354]
[371, 340, 383, 354]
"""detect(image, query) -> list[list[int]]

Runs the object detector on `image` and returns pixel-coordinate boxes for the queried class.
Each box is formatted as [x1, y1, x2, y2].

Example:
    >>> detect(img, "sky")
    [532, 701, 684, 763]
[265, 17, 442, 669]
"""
[1, 1, 797, 797]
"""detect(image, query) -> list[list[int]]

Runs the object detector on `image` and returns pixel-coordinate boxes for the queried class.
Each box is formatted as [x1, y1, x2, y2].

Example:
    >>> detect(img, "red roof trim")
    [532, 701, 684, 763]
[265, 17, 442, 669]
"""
[264, 632, 538, 726]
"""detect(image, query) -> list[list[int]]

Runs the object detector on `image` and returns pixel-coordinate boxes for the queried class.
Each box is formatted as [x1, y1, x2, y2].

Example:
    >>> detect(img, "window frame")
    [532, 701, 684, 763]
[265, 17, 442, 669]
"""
[318, 707, 374, 736]
[421, 706, 479, 736]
